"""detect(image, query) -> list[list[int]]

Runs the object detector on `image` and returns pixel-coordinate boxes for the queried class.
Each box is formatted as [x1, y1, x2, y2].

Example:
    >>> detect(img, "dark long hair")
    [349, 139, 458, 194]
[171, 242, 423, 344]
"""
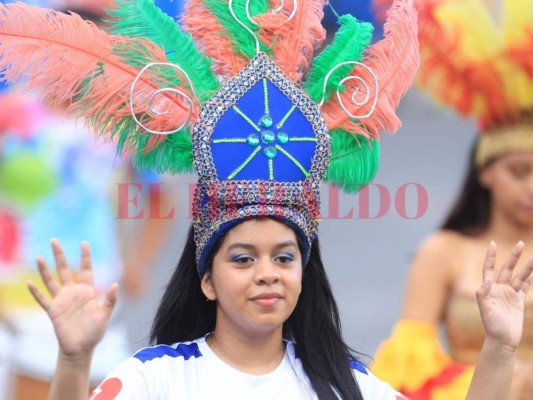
[441, 141, 491, 235]
[150, 224, 364, 400]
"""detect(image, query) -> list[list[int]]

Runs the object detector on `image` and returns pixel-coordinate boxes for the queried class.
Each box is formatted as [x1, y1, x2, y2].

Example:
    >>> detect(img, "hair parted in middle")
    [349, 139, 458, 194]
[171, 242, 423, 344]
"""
[150, 220, 366, 400]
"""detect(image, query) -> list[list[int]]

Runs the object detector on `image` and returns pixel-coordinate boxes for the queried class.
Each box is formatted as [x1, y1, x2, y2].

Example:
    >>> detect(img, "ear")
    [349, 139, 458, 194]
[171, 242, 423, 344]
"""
[201, 272, 217, 301]
[479, 164, 494, 189]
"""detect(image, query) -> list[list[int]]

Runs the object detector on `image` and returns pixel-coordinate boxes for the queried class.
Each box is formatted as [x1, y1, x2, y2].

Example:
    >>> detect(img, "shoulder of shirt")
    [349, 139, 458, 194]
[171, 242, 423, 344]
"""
[288, 342, 368, 375]
[352, 363, 405, 399]
[131, 338, 205, 364]
[348, 358, 368, 375]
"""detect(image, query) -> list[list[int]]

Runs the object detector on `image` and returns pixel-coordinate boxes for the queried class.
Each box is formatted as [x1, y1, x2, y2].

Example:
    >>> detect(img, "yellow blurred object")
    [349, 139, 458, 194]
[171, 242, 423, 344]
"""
[417, 0, 533, 132]
[0, 270, 49, 309]
[372, 319, 473, 399]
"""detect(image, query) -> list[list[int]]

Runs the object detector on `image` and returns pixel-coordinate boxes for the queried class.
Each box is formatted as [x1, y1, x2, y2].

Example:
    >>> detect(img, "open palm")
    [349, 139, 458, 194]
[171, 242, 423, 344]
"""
[477, 241, 533, 349]
[28, 239, 118, 358]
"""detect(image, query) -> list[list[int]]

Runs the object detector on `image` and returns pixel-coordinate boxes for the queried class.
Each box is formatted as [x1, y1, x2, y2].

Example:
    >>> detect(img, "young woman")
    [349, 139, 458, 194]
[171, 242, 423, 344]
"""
[373, 141, 533, 400]
[28, 216, 533, 400]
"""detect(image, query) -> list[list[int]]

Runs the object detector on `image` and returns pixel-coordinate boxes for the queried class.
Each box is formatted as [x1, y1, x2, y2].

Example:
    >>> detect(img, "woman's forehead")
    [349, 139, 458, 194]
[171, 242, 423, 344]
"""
[498, 152, 533, 164]
[223, 219, 298, 245]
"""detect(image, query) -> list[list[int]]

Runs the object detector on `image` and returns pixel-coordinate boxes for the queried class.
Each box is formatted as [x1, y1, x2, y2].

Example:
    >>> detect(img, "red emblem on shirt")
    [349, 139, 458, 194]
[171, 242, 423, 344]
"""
[89, 378, 122, 400]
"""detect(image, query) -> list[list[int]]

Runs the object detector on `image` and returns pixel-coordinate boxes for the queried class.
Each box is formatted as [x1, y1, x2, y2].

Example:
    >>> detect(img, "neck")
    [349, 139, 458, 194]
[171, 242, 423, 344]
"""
[483, 211, 533, 246]
[206, 325, 285, 375]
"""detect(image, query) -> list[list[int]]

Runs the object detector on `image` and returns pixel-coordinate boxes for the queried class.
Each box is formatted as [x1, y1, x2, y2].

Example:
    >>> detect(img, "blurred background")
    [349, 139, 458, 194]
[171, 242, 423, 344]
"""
[0, 0, 477, 399]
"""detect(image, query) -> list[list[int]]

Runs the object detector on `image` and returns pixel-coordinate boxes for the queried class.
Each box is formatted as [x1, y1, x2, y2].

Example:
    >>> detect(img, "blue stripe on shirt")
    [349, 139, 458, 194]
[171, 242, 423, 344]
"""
[349, 359, 368, 375]
[134, 342, 202, 363]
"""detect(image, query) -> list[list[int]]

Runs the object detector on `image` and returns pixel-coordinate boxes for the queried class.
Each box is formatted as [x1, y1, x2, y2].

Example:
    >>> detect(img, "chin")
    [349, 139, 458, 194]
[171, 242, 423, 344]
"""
[512, 214, 533, 229]
[246, 315, 289, 333]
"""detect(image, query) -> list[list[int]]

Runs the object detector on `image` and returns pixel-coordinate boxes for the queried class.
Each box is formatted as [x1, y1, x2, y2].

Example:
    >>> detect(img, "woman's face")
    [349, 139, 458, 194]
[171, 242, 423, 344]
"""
[481, 152, 533, 227]
[201, 218, 303, 337]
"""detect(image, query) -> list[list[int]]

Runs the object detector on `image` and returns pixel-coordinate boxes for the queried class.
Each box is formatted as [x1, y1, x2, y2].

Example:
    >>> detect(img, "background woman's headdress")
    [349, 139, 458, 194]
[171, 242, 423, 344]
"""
[406, 0, 533, 166]
[0, 0, 419, 274]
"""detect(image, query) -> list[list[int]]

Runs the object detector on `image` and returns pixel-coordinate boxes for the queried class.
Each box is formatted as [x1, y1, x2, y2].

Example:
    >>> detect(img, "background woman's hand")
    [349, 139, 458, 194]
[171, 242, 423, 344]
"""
[476, 241, 533, 349]
[27, 239, 118, 360]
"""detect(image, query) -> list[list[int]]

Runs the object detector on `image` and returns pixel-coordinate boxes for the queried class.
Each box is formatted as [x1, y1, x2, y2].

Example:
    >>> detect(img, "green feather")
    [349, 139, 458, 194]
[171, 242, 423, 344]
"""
[87, 105, 194, 174]
[304, 15, 373, 103]
[204, 0, 270, 59]
[107, 0, 219, 102]
[96, 1, 209, 174]
[133, 129, 194, 174]
[325, 129, 380, 193]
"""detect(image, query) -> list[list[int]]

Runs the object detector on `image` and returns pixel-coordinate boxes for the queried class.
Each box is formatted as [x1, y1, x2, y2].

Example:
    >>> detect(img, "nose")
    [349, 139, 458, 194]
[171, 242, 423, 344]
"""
[254, 258, 280, 285]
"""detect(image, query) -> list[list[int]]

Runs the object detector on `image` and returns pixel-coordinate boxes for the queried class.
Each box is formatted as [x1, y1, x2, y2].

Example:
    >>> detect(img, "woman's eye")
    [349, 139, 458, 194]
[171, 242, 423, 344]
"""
[231, 255, 254, 264]
[509, 165, 530, 179]
[274, 254, 294, 264]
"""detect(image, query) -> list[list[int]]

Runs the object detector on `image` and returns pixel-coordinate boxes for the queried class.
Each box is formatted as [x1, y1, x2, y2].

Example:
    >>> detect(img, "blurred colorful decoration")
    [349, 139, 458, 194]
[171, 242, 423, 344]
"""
[0, 94, 45, 139]
[0, 209, 20, 266]
[23, 155, 121, 288]
[0, 102, 121, 306]
[0, 151, 58, 211]
[0, 92, 55, 230]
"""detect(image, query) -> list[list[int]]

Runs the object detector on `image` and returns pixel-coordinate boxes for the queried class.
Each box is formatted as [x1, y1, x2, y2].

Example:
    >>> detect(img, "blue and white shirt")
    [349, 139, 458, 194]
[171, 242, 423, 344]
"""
[90, 337, 406, 400]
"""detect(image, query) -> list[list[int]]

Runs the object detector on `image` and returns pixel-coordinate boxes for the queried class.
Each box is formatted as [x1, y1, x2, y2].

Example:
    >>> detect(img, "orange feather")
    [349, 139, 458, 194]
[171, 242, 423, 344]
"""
[181, 0, 248, 79]
[255, 0, 326, 82]
[415, 0, 508, 130]
[322, 0, 419, 138]
[0, 2, 198, 154]
[507, 28, 533, 77]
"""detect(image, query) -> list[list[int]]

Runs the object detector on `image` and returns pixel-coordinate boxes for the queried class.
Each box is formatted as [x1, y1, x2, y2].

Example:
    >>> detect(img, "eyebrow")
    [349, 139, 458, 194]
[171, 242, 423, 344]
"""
[226, 240, 298, 252]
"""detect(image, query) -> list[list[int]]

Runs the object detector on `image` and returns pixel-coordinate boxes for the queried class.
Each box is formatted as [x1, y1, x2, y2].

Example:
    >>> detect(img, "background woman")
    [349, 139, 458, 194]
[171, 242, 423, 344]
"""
[372, 1, 533, 399]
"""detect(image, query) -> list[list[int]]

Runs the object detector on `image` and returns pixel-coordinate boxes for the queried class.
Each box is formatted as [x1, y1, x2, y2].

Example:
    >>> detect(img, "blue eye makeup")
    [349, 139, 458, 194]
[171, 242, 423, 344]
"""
[230, 254, 255, 264]
[275, 253, 295, 263]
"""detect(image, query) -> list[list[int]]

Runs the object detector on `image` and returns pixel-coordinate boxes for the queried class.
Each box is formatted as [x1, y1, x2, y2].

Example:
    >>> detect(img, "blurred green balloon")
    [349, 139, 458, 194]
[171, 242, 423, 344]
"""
[0, 152, 58, 212]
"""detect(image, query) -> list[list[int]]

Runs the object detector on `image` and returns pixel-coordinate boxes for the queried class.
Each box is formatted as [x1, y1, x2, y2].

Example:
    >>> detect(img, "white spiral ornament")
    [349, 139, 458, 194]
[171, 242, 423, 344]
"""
[318, 61, 379, 120]
[130, 62, 196, 135]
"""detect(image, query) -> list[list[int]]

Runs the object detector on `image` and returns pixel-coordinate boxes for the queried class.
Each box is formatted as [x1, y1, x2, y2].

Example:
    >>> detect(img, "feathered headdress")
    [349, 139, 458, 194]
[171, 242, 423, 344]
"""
[0, 0, 419, 273]
[408, 0, 533, 165]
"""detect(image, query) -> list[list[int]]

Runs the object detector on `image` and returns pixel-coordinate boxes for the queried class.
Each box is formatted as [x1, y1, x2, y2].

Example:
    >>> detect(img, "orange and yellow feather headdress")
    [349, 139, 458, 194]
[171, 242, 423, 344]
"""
[413, 0, 533, 165]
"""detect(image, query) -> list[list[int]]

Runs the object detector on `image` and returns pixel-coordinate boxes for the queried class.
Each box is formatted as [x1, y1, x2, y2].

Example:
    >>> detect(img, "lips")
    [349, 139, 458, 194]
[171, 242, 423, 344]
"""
[251, 293, 282, 307]
[251, 293, 282, 300]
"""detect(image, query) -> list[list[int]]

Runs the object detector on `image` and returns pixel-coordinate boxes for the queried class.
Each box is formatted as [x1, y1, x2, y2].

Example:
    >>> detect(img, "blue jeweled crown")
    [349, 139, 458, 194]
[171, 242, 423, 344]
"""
[192, 53, 330, 274]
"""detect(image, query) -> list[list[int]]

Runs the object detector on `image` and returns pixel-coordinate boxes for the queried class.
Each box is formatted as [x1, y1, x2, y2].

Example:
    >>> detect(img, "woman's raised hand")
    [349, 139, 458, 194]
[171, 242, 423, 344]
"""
[27, 239, 118, 360]
[477, 241, 533, 349]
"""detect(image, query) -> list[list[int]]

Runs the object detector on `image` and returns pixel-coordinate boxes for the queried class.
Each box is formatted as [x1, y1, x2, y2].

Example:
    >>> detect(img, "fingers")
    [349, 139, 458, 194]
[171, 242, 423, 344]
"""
[79, 241, 94, 286]
[27, 281, 52, 312]
[36, 256, 60, 297]
[476, 276, 492, 299]
[497, 241, 524, 284]
[36, 239, 95, 291]
[51, 238, 74, 285]
[482, 241, 497, 285]
[511, 258, 533, 295]
[102, 283, 119, 318]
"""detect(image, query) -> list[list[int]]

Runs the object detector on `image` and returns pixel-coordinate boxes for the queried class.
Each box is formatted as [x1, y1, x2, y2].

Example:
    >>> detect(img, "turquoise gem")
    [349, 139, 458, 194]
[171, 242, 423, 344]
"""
[262, 130, 275, 144]
[259, 114, 273, 128]
[277, 132, 289, 144]
[247, 134, 259, 146]
[264, 146, 277, 159]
